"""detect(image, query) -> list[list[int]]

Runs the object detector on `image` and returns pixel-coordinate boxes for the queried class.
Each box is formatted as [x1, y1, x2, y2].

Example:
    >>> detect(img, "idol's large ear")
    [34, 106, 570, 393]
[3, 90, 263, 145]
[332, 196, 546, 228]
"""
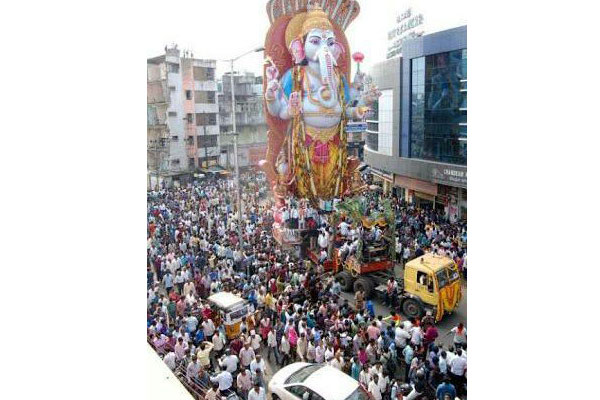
[290, 38, 305, 64]
[331, 41, 345, 65]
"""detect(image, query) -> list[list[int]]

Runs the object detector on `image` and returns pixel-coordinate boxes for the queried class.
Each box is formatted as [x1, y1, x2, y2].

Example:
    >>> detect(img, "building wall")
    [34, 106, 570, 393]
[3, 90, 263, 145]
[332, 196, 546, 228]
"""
[147, 48, 220, 174]
[166, 62, 186, 171]
[364, 26, 467, 218]
[218, 72, 268, 168]
[365, 56, 402, 168]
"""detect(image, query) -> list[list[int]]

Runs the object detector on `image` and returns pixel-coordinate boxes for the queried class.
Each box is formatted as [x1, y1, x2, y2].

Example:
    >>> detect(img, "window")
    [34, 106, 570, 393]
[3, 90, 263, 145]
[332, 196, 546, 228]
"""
[188, 158, 195, 168]
[345, 387, 371, 400]
[410, 49, 467, 165]
[168, 63, 179, 73]
[285, 365, 322, 384]
[436, 269, 449, 289]
[186, 113, 194, 124]
[172, 158, 180, 165]
[198, 156, 219, 167]
[169, 86, 176, 92]
[197, 134, 218, 148]
[186, 90, 192, 100]
[171, 135, 178, 141]
[287, 386, 308, 398]
[375, 89, 393, 155]
[193, 66, 215, 81]
[168, 111, 177, 117]
[195, 113, 217, 126]
[416, 271, 433, 292]
[194, 91, 216, 104]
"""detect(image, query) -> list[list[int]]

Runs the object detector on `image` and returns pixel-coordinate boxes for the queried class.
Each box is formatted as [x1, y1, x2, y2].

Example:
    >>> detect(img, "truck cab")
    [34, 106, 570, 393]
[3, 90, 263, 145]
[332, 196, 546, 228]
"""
[401, 254, 462, 321]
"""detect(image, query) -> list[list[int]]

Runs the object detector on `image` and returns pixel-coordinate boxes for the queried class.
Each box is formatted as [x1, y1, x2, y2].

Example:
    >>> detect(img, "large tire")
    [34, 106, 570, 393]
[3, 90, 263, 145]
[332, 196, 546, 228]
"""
[402, 297, 424, 319]
[335, 271, 354, 292]
[354, 277, 374, 298]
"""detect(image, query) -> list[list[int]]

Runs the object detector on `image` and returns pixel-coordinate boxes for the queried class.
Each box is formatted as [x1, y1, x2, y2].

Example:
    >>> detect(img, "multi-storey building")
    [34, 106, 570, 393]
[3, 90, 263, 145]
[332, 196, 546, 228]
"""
[218, 72, 268, 169]
[365, 26, 467, 221]
[147, 45, 220, 187]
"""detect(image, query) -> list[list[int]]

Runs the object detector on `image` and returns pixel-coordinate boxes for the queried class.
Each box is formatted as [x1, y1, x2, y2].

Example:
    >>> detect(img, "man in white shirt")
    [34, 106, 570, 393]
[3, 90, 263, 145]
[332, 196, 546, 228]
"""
[339, 220, 350, 236]
[368, 375, 382, 400]
[247, 383, 266, 400]
[394, 326, 411, 349]
[267, 329, 278, 363]
[250, 333, 262, 352]
[449, 348, 467, 397]
[450, 349, 467, 375]
[220, 350, 239, 374]
[250, 355, 266, 377]
[186, 355, 201, 383]
[236, 369, 253, 399]
[410, 326, 423, 347]
[163, 351, 177, 370]
[239, 343, 256, 369]
[279, 335, 291, 366]
[212, 332, 224, 355]
[314, 342, 325, 363]
[329, 352, 344, 370]
[210, 369, 233, 392]
[174, 337, 188, 361]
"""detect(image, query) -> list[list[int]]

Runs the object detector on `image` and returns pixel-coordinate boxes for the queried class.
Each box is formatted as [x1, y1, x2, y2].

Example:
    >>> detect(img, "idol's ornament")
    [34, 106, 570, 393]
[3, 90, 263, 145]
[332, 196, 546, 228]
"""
[260, 0, 381, 205]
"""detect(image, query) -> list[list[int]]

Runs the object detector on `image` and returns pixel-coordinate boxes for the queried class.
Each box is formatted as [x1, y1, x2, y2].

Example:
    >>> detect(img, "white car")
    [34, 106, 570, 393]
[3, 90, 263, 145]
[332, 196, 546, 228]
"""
[268, 363, 370, 400]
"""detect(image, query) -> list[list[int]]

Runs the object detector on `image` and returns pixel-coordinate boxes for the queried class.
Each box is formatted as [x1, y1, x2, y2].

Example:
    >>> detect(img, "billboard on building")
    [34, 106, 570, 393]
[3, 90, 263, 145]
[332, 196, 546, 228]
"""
[387, 7, 425, 59]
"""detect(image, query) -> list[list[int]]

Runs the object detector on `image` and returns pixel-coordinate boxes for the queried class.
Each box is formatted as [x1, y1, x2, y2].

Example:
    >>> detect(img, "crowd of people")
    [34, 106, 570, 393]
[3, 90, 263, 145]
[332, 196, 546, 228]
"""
[147, 171, 467, 400]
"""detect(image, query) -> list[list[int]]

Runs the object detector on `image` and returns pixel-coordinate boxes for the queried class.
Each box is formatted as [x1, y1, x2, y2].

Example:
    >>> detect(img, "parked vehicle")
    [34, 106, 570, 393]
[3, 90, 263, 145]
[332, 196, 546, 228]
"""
[269, 363, 370, 400]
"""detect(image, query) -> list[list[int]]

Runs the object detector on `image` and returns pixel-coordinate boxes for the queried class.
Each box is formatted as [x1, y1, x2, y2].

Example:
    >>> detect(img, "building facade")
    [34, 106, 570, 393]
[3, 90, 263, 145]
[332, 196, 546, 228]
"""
[218, 72, 268, 169]
[147, 46, 220, 187]
[365, 26, 467, 221]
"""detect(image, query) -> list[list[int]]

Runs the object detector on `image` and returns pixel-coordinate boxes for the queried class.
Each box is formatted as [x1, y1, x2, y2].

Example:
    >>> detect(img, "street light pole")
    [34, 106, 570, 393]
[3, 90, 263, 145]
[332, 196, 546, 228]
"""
[224, 46, 264, 252]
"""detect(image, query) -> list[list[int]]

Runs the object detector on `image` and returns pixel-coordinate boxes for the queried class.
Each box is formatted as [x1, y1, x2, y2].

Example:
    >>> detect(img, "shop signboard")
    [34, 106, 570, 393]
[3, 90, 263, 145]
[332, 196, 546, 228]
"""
[345, 122, 368, 133]
[431, 167, 467, 187]
[387, 8, 425, 59]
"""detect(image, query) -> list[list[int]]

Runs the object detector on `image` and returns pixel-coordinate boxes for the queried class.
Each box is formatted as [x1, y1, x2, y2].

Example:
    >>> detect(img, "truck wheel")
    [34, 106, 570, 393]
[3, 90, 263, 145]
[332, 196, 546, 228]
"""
[402, 298, 424, 319]
[354, 277, 374, 298]
[335, 271, 354, 292]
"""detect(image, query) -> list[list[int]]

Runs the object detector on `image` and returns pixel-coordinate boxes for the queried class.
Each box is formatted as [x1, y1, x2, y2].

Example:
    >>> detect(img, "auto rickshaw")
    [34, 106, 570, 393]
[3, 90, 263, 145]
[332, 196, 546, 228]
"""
[207, 292, 252, 339]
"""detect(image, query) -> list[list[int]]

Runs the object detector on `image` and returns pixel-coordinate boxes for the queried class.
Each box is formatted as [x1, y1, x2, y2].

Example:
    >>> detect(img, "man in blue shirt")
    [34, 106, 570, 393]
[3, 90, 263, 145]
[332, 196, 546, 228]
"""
[185, 313, 199, 334]
[436, 377, 456, 400]
[162, 271, 174, 293]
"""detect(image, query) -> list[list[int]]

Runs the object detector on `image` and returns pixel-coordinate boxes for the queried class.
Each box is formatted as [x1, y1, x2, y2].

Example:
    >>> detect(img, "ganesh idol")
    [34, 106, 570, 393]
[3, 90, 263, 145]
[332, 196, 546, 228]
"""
[260, 0, 379, 204]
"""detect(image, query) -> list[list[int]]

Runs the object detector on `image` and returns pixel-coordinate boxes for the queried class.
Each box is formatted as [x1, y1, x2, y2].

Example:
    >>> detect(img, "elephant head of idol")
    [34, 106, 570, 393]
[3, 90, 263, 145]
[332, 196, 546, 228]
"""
[287, 5, 345, 92]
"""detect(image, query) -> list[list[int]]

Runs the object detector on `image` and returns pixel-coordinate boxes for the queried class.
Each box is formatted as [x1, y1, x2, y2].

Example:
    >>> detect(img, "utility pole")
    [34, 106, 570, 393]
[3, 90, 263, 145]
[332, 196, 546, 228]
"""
[230, 60, 243, 250]
[219, 46, 264, 252]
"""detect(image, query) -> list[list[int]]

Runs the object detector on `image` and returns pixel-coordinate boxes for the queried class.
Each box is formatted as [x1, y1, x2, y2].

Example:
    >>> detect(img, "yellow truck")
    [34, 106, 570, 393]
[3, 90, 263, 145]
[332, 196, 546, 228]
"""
[400, 254, 463, 321]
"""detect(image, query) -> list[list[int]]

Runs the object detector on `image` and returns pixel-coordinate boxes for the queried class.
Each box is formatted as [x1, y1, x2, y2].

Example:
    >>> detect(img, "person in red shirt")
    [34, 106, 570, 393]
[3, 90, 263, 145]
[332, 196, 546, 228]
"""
[423, 325, 439, 349]
[176, 296, 186, 317]
[149, 221, 156, 237]
[230, 336, 243, 355]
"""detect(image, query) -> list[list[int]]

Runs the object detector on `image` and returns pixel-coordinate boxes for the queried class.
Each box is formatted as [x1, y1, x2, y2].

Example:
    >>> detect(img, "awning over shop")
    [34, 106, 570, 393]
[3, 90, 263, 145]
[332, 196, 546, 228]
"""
[414, 191, 436, 201]
[394, 175, 438, 196]
[370, 168, 393, 182]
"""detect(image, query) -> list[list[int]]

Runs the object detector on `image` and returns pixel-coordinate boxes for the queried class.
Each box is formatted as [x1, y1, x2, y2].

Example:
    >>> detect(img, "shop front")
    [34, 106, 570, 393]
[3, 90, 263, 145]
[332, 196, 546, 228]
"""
[393, 175, 438, 207]
[370, 168, 394, 194]
[436, 185, 467, 222]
